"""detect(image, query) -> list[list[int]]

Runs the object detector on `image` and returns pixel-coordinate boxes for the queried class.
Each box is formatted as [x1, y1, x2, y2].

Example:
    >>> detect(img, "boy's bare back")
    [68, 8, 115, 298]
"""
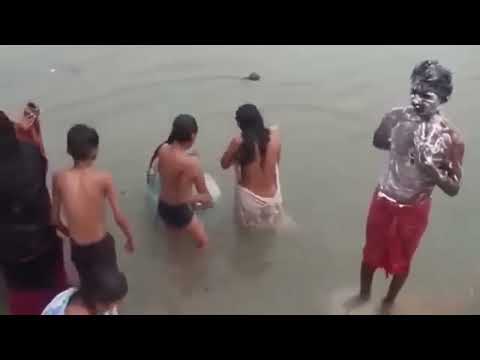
[52, 166, 134, 253]
[53, 167, 111, 245]
[52, 124, 134, 258]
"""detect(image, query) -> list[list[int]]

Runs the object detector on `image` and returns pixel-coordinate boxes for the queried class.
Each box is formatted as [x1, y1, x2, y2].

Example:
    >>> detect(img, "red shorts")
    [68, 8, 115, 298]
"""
[363, 191, 431, 276]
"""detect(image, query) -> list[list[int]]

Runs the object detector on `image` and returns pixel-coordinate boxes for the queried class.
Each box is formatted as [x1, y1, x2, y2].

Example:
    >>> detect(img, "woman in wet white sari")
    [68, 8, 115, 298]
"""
[221, 104, 288, 230]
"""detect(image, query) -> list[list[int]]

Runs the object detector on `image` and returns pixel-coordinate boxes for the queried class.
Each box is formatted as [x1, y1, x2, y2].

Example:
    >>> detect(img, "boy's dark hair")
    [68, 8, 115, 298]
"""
[80, 270, 128, 311]
[67, 124, 99, 161]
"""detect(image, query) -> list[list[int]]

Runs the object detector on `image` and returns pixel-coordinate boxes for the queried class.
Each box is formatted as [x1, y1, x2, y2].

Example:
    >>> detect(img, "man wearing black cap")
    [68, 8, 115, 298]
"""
[347, 60, 465, 314]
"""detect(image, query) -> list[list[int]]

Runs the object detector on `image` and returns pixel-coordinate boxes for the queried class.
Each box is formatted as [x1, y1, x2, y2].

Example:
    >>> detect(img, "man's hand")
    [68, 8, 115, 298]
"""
[418, 140, 462, 197]
[418, 150, 442, 181]
[17, 116, 35, 131]
[421, 162, 444, 182]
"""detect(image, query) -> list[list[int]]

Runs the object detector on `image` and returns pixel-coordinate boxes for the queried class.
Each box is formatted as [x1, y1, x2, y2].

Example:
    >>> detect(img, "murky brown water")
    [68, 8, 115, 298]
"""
[0, 45, 479, 314]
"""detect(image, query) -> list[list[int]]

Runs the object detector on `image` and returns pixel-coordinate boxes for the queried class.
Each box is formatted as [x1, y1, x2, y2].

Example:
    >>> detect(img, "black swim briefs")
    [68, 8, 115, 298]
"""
[157, 200, 194, 229]
[71, 233, 120, 287]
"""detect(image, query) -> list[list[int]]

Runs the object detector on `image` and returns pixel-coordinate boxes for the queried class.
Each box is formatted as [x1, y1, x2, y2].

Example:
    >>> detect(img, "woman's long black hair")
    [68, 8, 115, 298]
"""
[235, 104, 270, 167]
[148, 114, 198, 170]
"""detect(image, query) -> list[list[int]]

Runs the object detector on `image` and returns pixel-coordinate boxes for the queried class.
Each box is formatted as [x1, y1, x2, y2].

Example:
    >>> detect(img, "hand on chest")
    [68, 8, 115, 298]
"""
[390, 119, 452, 167]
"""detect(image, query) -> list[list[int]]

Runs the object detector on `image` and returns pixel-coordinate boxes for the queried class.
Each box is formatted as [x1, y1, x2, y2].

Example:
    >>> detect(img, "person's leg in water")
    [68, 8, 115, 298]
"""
[165, 226, 182, 240]
[344, 192, 388, 312]
[166, 216, 208, 249]
[378, 199, 430, 314]
[379, 273, 409, 314]
[184, 215, 208, 249]
[344, 262, 375, 311]
[360, 262, 375, 300]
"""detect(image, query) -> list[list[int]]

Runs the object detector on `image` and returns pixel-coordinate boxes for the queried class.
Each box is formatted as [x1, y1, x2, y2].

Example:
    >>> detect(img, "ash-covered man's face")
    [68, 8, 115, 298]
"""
[410, 85, 441, 118]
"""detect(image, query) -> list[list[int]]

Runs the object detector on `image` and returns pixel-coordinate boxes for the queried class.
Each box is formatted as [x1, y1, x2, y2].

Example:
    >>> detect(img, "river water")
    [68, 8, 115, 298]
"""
[0, 45, 478, 314]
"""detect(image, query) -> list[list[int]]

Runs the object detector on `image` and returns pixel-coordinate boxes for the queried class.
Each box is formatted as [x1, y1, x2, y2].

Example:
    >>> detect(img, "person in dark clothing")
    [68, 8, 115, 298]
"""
[0, 111, 67, 315]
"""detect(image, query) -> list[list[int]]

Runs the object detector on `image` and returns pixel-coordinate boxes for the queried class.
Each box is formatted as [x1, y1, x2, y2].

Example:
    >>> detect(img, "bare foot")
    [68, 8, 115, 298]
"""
[343, 293, 371, 314]
[378, 299, 395, 315]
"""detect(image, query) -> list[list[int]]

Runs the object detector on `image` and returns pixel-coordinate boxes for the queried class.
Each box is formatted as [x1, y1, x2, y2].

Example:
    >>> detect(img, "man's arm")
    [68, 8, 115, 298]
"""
[373, 111, 400, 150]
[420, 132, 465, 197]
[16, 117, 35, 131]
[105, 174, 135, 253]
[50, 173, 70, 237]
[220, 136, 241, 169]
[30, 124, 42, 145]
[435, 135, 464, 197]
[17, 112, 39, 132]
[190, 158, 213, 208]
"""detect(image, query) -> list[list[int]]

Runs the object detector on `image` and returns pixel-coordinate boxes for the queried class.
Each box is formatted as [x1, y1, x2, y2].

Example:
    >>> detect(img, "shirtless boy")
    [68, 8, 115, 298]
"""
[51, 124, 134, 286]
[148, 114, 212, 249]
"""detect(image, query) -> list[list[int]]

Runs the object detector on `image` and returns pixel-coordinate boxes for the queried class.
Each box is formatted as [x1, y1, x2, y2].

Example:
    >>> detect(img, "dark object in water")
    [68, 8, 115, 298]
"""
[243, 72, 261, 81]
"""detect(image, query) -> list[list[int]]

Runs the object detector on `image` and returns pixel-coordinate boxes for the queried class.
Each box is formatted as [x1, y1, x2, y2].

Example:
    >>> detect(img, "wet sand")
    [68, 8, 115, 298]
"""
[0, 45, 479, 314]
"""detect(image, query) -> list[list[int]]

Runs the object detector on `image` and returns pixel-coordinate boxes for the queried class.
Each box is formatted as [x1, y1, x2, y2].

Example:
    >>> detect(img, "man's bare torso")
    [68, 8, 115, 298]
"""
[157, 144, 196, 205]
[378, 107, 463, 204]
[55, 167, 108, 244]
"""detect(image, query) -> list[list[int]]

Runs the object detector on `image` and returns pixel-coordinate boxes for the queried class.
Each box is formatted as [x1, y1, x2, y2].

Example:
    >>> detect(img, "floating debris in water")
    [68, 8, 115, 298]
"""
[49, 64, 83, 75]
[243, 72, 261, 81]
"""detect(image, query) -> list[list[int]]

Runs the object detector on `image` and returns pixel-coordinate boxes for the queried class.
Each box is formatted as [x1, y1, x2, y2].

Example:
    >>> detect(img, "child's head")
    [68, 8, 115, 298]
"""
[67, 124, 99, 162]
[80, 270, 128, 314]
[166, 114, 198, 149]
